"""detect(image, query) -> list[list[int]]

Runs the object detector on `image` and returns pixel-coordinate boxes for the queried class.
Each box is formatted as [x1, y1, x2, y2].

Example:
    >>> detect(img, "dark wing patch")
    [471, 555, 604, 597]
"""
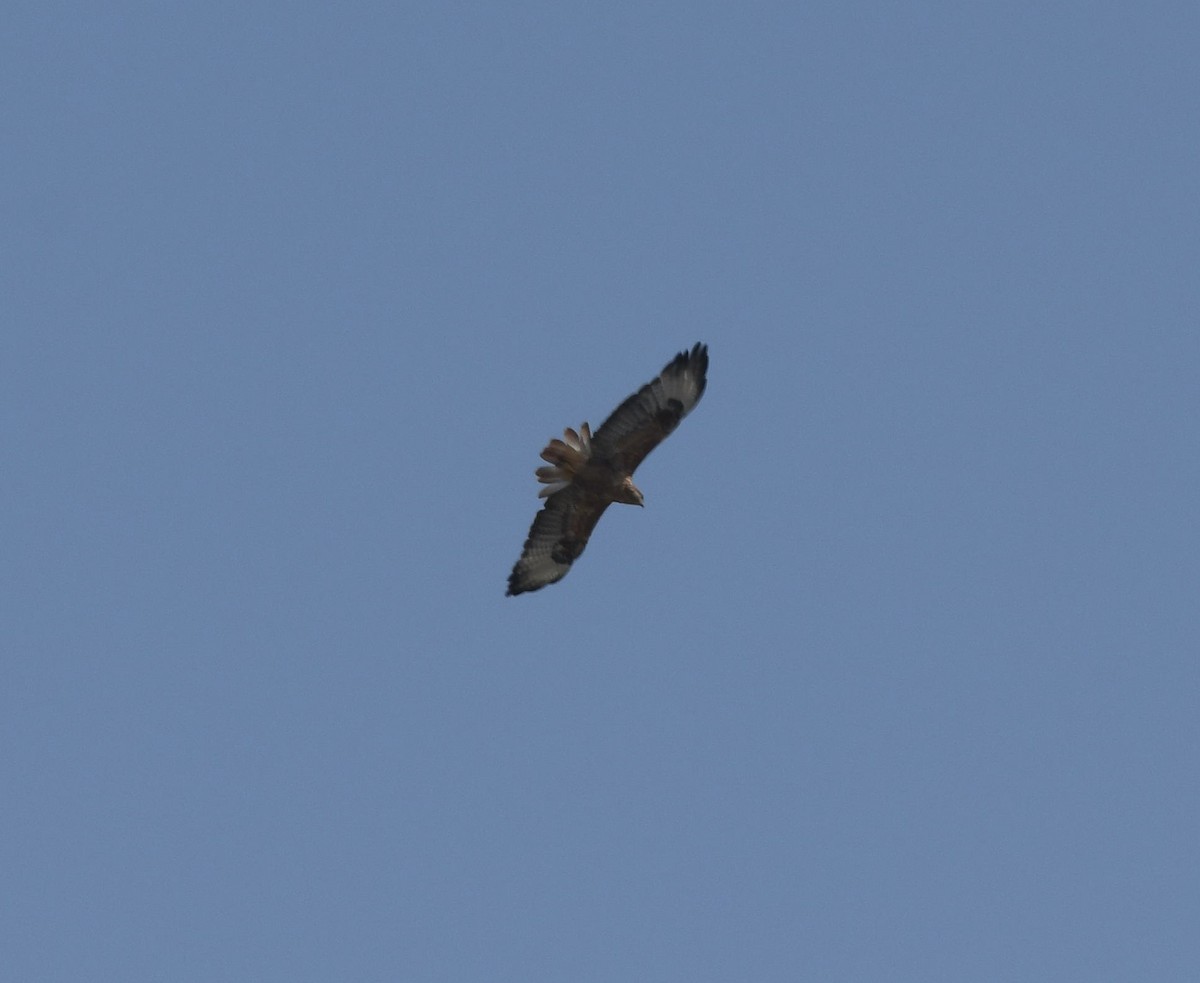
[506, 486, 611, 595]
[590, 343, 708, 474]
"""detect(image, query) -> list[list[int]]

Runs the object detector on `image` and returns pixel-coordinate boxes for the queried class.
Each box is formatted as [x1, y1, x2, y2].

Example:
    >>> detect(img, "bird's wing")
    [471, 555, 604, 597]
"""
[590, 343, 708, 474]
[506, 485, 612, 595]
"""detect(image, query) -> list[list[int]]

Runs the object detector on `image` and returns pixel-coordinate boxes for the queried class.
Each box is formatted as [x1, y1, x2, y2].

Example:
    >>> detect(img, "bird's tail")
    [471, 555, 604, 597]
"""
[535, 423, 592, 497]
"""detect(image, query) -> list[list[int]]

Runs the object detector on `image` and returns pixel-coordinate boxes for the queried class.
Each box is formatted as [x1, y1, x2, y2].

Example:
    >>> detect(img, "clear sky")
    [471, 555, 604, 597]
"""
[4, 3, 1198, 980]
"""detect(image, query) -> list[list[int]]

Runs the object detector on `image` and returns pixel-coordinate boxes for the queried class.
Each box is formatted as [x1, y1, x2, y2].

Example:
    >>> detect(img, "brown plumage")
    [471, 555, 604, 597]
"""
[506, 343, 709, 595]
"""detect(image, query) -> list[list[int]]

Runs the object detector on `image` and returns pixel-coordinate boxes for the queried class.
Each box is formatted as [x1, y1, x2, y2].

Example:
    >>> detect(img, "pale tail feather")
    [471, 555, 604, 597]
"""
[534, 423, 592, 496]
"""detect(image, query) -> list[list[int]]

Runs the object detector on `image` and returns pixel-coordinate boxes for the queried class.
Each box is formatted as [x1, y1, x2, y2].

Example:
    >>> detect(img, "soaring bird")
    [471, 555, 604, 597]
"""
[507, 343, 708, 595]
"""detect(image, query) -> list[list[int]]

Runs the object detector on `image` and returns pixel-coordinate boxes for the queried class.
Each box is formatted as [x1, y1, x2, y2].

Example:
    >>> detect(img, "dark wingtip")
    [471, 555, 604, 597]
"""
[506, 572, 539, 596]
[667, 342, 708, 377]
[668, 343, 708, 401]
[507, 583, 544, 596]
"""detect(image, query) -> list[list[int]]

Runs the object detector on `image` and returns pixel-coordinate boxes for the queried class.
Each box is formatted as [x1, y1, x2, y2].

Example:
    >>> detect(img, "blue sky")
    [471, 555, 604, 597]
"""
[4, 2, 1198, 980]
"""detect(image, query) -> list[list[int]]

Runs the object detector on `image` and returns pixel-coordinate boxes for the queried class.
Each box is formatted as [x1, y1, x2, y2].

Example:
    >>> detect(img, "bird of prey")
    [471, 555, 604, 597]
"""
[506, 343, 709, 595]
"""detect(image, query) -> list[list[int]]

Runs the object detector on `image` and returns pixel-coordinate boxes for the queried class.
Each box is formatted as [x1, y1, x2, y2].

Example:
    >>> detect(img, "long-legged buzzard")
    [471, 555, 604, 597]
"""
[507, 343, 708, 595]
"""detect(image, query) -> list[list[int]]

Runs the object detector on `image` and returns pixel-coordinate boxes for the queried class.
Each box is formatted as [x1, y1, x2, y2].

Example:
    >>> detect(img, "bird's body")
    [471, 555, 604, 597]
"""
[506, 343, 708, 595]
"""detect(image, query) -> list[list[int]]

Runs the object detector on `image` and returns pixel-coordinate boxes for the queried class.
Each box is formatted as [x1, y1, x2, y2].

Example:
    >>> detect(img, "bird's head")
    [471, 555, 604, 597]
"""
[617, 476, 644, 507]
